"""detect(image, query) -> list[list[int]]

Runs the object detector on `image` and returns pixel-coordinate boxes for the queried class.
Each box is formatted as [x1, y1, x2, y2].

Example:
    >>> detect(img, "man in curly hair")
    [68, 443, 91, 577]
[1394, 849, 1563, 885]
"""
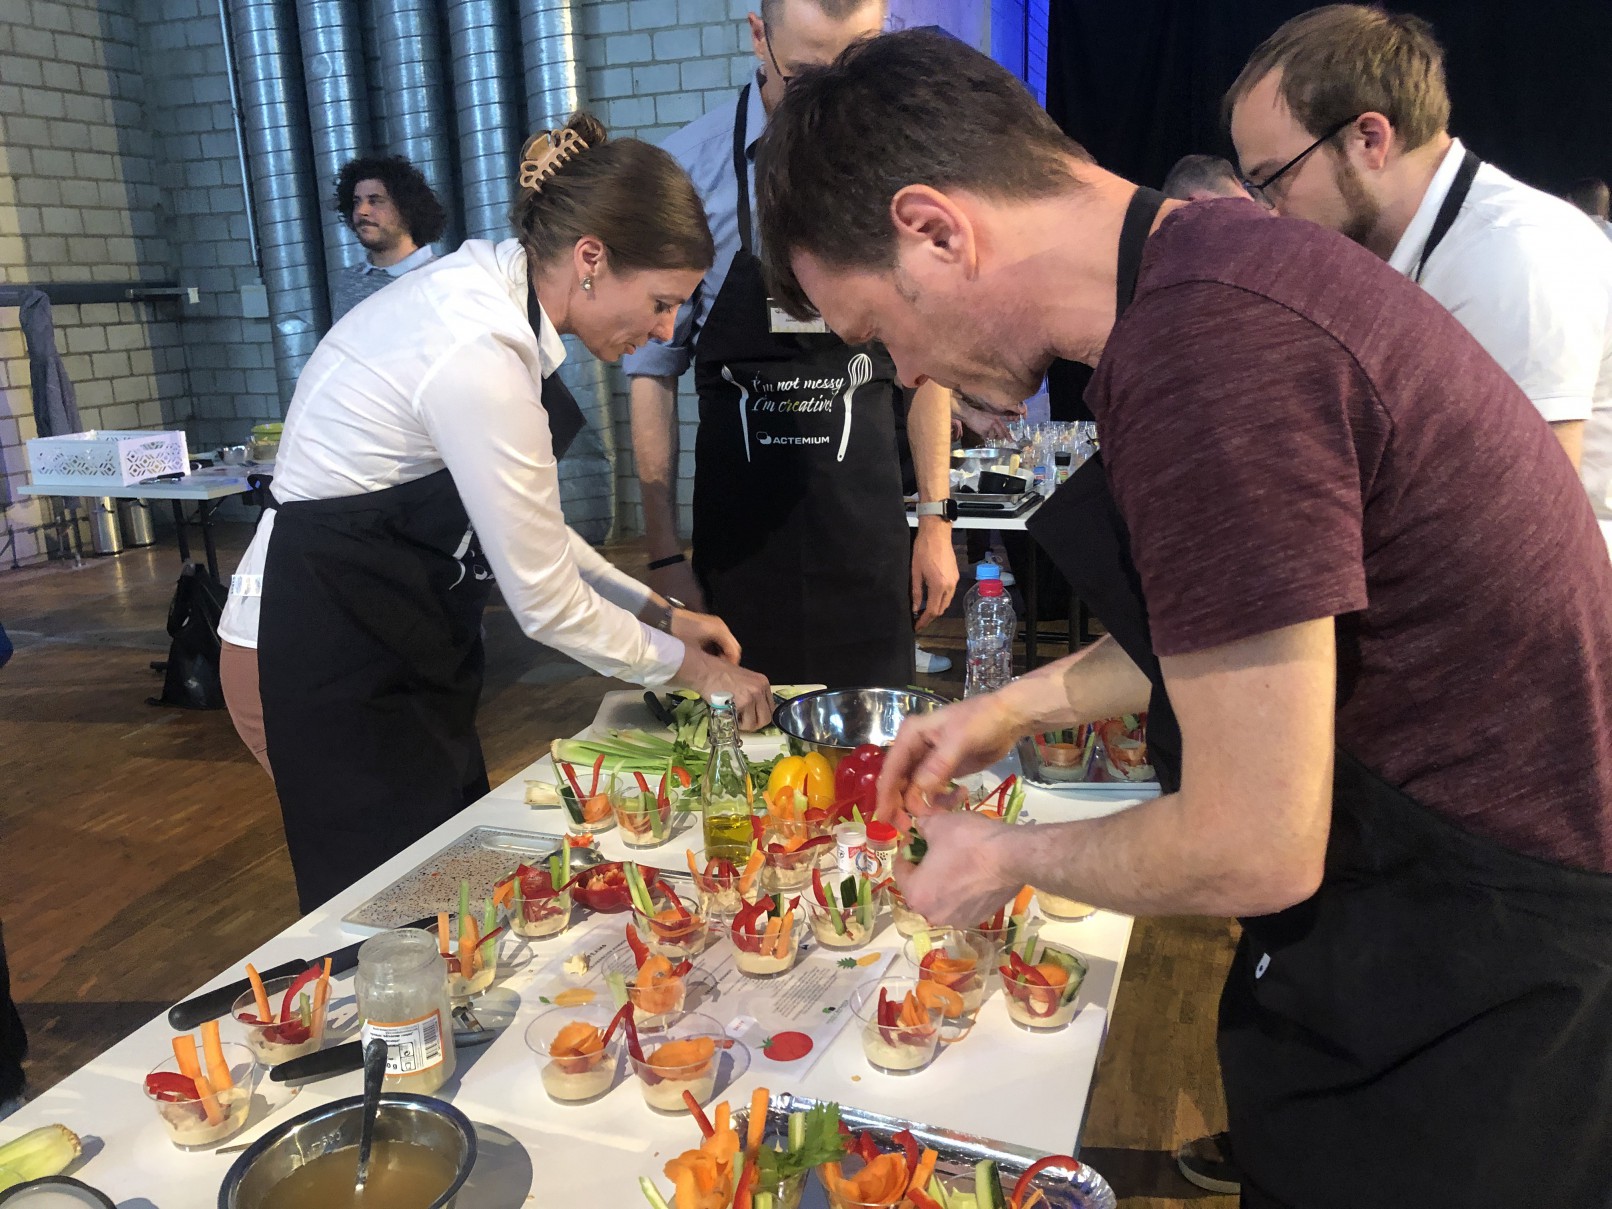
[330, 154, 448, 322]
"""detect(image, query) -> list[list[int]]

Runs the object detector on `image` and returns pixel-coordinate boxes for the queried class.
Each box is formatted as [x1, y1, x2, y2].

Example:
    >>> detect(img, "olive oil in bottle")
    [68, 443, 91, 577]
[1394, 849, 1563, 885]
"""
[699, 693, 753, 862]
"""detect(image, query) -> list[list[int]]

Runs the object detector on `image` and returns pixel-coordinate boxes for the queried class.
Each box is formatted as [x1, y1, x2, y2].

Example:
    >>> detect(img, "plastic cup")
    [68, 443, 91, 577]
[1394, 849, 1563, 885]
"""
[999, 941, 1089, 1031]
[626, 961, 688, 1029]
[613, 783, 673, 849]
[847, 976, 942, 1076]
[524, 1002, 622, 1103]
[686, 847, 753, 919]
[231, 974, 327, 1066]
[559, 769, 616, 835]
[901, 927, 993, 1016]
[144, 1043, 259, 1149]
[509, 883, 574, 940]
[759, 835, 818, 894]
[886, 885, 930, 938]
[805, 885, 883, 950]
[631, 887, 711, 961]
[629, 1012, 727, 1113]
[731, 906, 803, 979]
[430, 903, 501, 1003]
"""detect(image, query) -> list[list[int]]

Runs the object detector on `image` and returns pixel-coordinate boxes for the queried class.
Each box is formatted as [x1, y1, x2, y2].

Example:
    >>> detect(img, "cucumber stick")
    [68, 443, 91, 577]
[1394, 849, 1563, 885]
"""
[975, 1159, 1007, 1209]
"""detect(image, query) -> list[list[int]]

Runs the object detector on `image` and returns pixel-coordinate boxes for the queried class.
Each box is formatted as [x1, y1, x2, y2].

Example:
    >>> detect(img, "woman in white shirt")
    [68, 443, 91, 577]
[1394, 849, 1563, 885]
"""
[218, 113, 772, 911]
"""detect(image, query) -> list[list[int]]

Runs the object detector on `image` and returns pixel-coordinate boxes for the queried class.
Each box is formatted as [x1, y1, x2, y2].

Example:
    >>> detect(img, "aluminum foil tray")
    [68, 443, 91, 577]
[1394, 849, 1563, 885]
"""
[735, 1092, 1116, 1209]
[341, 826, 564, 931]
[1015, 736, 1160, 796]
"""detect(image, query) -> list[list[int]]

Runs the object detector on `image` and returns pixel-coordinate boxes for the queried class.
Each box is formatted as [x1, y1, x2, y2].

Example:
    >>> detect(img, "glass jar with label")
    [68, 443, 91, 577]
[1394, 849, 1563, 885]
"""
[356, 928, 457, 1095]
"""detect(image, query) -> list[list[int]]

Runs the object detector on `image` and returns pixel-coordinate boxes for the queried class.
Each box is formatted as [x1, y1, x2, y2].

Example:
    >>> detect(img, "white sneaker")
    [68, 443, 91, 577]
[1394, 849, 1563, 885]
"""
[915, 645, 952, 673]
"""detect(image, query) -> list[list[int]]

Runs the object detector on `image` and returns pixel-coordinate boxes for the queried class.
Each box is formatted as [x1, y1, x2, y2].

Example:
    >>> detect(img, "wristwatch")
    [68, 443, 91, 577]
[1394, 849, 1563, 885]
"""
[652, 596, 685, 634]
[913, 499, 958, 522]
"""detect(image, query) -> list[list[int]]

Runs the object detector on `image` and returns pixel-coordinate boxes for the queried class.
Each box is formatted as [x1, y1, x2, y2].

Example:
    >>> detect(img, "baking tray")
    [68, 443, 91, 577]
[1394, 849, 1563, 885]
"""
[341, 826, 564, 931]
[735, 1092, 1116, 1208]
[1016, 737, 1160, 795]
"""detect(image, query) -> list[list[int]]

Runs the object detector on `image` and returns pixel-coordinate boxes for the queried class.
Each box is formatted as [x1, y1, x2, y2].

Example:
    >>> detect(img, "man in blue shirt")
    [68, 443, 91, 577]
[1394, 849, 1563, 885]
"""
[329, 154, 446, 323]
[623, 0, 958, 688]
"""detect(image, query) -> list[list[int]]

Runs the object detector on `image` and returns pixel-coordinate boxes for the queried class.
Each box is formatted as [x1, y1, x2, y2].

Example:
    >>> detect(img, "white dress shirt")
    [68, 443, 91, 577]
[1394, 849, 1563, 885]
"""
[1389, 139, 1612, 519]
[219, 238, 685, 687]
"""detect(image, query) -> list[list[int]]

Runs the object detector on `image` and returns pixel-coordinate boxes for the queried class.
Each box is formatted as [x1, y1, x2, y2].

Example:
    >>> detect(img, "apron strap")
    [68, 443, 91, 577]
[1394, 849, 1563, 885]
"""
[1116, 187, 1167, 317]
[732, 83, 753, 259]
[1412, 148, 1480, 282]
[526, 290, 588, 459]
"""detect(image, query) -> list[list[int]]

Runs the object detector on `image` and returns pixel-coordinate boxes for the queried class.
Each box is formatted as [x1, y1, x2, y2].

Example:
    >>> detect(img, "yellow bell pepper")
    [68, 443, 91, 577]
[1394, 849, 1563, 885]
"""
[801, 751, 835, 813]
[766, 755, 807, 799]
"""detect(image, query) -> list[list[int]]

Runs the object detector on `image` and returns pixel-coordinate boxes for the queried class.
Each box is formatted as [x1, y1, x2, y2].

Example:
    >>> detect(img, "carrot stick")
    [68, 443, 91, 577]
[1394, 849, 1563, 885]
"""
[1011, 885, 1035, 919]
[459, 914, 480, 976]
[714, 1100, 731, 1140]
[773, 911, 794, 959]
[172, 1034, 201, 1079]
[437, 911, 451, 957]
[746, 1087, 769, 1156]
[311, 958, 332, 1039]
[191, 1071, 225, 1126]
[686, 848, 704, 888]
[200, 1020, 233, 1092]
[909, 1148, 939, 1193]
[738, 849, 764, 896]
[244, 964, 272, 1022]
[760, 916, 783, 957]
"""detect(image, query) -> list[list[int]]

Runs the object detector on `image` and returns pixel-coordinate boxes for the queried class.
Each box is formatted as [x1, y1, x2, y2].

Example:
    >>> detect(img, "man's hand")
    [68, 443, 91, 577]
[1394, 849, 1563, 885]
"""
[673, 648, 773, 732]
[890, 809, 1020, 928]
[651, 559, 707, 613]
[910, 521, 959, 630]
[669, 608, 741, 662]
[875, 689, 1028, 821]
[953, 396, 1013, 443]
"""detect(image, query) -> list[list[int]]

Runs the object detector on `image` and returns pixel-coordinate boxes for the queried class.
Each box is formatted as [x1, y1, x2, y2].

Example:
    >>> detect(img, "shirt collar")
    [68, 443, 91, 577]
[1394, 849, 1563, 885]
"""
[1387, 137, 1467, 276]
[532, 298, 568, 378]
[743, 69, 768, 161]
[361, 244, 435, 277]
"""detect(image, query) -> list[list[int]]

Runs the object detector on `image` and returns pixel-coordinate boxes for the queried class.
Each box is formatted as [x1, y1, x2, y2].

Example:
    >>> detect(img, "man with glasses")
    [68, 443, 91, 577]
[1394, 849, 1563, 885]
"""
[1227, 5, 1612, 527]
[622, 0, 959, 689]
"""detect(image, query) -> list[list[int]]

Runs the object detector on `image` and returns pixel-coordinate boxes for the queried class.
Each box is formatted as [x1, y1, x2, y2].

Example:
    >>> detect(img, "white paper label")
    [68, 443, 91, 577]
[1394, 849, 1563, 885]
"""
[768, 301, 828, 334]
[362, 1009, 444, 1075]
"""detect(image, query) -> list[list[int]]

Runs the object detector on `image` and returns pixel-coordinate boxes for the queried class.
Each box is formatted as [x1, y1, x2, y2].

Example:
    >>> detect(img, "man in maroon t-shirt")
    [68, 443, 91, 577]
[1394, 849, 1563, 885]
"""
[754, 32, 1612, 1209]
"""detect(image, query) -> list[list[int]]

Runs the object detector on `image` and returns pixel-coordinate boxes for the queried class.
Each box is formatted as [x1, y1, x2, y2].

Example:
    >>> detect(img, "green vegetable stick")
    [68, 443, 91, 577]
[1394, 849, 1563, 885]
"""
[857, 874, 873, 930]
[624, 862, 655, 916]
[606, 972, 629, 1009]
[788, 1110, 806, 1152]
[753, 1195, 773, 1209]
[1002, 781, 1027, 826]
[637, 1177, 673, 1209]
[914, 929, 933, 957]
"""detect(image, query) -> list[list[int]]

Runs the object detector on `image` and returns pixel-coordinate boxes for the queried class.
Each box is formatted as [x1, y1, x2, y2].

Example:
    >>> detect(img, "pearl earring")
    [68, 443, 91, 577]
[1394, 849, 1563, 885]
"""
[582, 276, 593, 292]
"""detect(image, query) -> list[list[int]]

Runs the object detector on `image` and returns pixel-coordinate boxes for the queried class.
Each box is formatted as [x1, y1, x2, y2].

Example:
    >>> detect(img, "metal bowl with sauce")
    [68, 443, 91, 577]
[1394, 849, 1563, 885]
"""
[218, 1093, 475, 1209]
[772, 687, 949, 763]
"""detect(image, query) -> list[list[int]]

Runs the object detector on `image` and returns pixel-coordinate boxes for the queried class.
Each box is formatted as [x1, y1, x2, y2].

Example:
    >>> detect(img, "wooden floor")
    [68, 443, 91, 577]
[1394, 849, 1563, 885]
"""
[0, 526, 1235, 1207]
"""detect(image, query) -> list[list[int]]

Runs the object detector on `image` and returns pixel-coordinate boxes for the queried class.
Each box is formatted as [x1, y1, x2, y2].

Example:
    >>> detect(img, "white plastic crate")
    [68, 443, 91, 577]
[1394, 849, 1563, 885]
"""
[26, 430, 190, 489]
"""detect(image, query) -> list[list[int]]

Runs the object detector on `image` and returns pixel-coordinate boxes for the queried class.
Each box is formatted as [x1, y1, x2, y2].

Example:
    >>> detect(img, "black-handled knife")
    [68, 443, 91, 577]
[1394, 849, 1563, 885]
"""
[271, 1021, 500, 1085]
[166, 915, 439, 1031]
[644, 690, 676, 728]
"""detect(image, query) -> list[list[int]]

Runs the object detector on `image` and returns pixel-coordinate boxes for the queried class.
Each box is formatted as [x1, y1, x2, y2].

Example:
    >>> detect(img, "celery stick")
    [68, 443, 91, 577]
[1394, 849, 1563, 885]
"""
[856, 875, 873, 930]
[788, 1110, 806, 1151]
[298, 992, 311, 1027]
[459, 881, 470, 934]
[914, 930, 932, 957]
[638, 1177, 673, 1209]
[624, 863, 655, 916]
[1002, 780, 1026, 825]
[606, 972, 629, 1009]
[753, 1195, 773, 1209]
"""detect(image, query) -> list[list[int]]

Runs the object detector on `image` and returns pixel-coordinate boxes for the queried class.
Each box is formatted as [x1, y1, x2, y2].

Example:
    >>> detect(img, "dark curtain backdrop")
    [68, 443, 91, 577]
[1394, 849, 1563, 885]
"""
[1047, 0, 1612, 195]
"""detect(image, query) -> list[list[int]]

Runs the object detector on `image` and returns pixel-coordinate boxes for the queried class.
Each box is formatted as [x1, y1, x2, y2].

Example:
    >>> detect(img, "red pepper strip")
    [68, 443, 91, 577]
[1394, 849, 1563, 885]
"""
[710, 857, 736, 881]
[634, 770, 652, 799]
[667, 892, 691, 921]
[670, 766, 692, 788]
[877, 986, 892, 1027]
[1011, 1156, 1085, 1208]
[265, 1019, 313, 1046]
[589, 753, 606, 796]
[908, 1189, 945, 1209]
[1007, 949, 1033, 977]
[730, 897, 773, 952]
[144, 1070, 200, 1101]
[671, 959, 693, 978]
[892, 1128, 920, 1176]
[919, 950, 940, 974]
[625, 923, 650, 969]
[854, 1131, 881, 1165]
[685, 1090, 716, 1137]
[796, 834, 834, 853]
[750, 814, 768, 841]
[278, 964, 324, 1023]
[734, 1161, 758, 1209]
[618, 1004, 646, 1064]
[811, 866, 830, 908]
[599, 1002, 634, 1049]
[559, 760, 586, 800]
[1010, 964, 1057, 1017]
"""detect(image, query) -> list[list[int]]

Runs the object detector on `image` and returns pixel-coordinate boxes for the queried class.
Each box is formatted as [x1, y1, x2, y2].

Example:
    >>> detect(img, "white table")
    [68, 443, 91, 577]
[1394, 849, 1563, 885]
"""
[20, 466, 267, 579]
[3, 693, 1150, 1205]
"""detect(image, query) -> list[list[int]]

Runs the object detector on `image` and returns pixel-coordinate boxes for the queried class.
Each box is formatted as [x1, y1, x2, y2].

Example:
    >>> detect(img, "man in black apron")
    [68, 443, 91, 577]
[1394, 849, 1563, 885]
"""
[755, 32, 1612, 1207]
[623, 0, 957, 689]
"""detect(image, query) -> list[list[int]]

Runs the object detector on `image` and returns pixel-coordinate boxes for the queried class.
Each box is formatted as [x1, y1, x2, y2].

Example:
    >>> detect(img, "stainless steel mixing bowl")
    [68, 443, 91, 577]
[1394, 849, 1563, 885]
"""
[772, 687, 949, 761]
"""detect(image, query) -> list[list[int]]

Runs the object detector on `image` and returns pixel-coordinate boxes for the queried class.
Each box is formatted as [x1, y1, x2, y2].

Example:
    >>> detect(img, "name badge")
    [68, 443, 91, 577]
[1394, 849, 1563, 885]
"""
[768, 299, 828, 334]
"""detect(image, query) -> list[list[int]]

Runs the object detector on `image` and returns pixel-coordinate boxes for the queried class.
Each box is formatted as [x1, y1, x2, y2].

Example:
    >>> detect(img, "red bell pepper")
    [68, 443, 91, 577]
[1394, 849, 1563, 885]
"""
[634, 770, 652, 798]
[733, 1161, 758, 1209]
[600, 1002, 646, 1064]
[144, 1070, 200, 1101]
[1011, 1156, 1085, 1208]
[671, 958, 693, 978]
[750, 814, 768, 842]
[684, 1090, 715, 1137]
[278, 964, 323, 1023]
[625, 923, 650, 969]
[264, 1020, 312, 1046]
[853, 1131, 881, 1165]
[908, 1190, 944, 1209]
[589, 753, 606, 796]
[810, 866, 831, 908]
[558, 760, 586, 800]
[891, 1128, 920, 1175]
[730, 896, 775, 953]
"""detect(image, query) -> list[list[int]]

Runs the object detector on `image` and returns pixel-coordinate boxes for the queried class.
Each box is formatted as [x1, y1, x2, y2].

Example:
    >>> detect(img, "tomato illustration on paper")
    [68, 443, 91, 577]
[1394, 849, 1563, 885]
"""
[761, 1031, 814, 1063]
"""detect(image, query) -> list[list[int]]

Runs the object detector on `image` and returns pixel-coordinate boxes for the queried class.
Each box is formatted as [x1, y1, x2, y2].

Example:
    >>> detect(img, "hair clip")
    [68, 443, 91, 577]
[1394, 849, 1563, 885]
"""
[518, 128, 587, 193]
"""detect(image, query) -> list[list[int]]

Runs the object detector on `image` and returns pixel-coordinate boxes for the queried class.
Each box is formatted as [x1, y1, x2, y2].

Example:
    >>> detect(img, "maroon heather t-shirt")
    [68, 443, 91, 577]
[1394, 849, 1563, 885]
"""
[1088, 199, 1612, 873]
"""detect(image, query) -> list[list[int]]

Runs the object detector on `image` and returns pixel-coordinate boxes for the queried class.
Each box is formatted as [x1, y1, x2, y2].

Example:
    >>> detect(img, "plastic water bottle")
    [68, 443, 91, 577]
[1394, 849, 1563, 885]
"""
[964, 563, 1016, 697]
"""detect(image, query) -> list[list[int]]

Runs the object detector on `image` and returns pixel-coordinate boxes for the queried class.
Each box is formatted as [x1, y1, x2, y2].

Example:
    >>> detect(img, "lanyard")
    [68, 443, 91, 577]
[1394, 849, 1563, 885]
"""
[1412, 149, 1480, 282]
[1116, 186, 1167, 318]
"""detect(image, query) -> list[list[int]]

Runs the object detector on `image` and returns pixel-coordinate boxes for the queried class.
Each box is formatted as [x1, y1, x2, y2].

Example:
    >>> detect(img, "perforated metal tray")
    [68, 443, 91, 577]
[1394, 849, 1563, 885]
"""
[340, 826, 564, 931]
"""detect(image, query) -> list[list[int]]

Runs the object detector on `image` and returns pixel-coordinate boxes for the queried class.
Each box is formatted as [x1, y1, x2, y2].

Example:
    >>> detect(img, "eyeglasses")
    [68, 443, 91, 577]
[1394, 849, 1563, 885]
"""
[762, 23, 793, 87]
[1241, 114, 1361, 209]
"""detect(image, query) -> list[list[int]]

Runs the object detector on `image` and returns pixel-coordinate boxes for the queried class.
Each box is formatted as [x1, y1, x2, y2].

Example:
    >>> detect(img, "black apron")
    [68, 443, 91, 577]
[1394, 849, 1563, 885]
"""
[690, 85, 914, 689]
[1029, 187, 1612, 1206]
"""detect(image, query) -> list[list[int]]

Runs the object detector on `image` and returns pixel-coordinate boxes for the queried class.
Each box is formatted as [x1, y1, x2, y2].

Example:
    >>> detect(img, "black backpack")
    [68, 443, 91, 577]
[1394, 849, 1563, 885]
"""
[148, 564, 228, 710]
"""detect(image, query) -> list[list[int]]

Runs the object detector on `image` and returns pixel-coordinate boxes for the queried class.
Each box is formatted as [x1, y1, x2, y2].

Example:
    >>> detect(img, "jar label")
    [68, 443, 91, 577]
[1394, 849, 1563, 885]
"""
[362, 1010, 445, 1075]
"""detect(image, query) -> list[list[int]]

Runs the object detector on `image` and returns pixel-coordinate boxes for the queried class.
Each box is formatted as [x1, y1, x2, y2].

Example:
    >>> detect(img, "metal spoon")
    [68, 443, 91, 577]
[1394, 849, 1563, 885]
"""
[354, 1037, 388, 1191]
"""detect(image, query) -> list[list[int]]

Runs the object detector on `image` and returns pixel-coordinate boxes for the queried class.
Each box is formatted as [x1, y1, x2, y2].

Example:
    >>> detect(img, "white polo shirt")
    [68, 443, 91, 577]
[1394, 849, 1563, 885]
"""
[1389, 138, 1612, 520]
[218, 239, 684, 687]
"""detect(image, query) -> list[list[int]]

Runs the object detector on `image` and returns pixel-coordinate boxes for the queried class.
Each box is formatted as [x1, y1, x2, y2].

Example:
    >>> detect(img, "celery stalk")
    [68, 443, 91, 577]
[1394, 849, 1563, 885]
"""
[606, 972, 629, 1009]
[638, 1177, 673, 1209]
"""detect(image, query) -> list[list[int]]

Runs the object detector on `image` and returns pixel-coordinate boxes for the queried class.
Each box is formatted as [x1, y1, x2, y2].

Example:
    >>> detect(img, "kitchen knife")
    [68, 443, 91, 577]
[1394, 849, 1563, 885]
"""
[643, 690, 676, 728]
[271, 1022, 500, 1085]
[166, 914, 440, 1031]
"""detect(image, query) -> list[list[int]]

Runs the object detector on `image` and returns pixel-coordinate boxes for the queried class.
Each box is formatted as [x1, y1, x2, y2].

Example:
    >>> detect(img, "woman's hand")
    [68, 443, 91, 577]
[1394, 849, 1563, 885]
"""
[673, 647, 774, 732]
[669, 608, 742, 663]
